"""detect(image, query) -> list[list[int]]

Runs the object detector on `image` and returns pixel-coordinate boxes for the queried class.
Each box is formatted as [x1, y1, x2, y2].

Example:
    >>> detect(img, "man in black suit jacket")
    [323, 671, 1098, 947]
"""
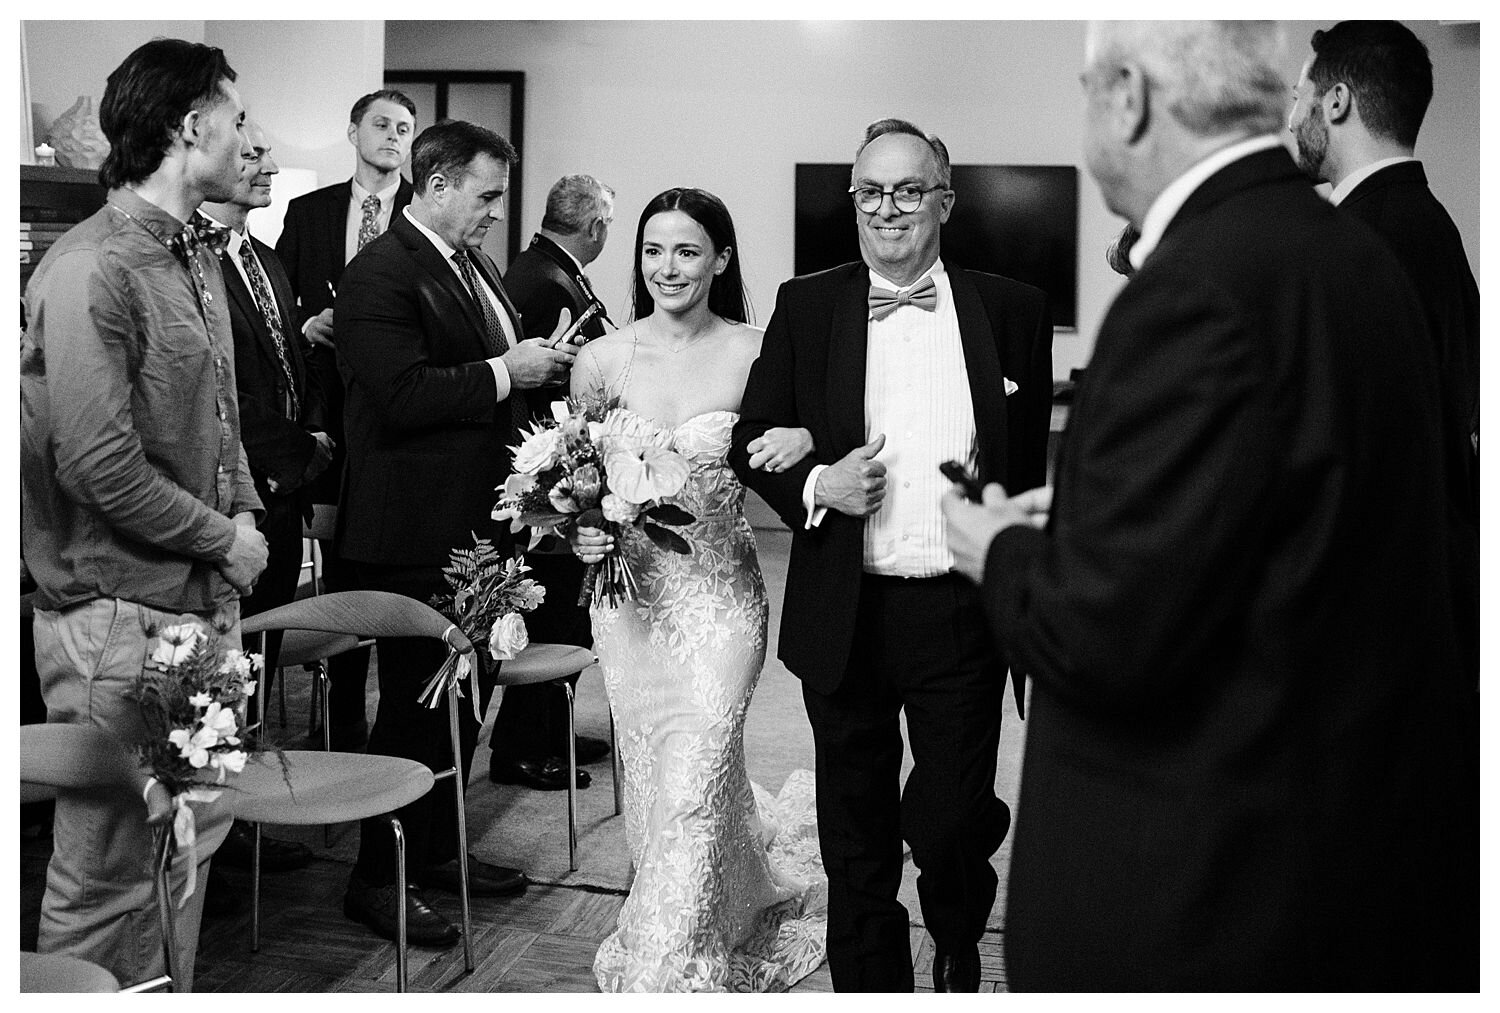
[1289, 19, 1479, 702]
[273, 89, 417, 750]
[730, 119, 1052, 992]
[201, 120, 332, 876]
[944, 22, 1474, 989]
[334, 120, 578, 946]
[489, 174, 616, 791]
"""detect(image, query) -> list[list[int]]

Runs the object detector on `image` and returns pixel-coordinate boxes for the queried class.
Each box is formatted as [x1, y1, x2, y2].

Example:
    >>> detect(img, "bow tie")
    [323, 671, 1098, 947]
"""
[868, 274, 937, 321]
[177, 215, 232, 259]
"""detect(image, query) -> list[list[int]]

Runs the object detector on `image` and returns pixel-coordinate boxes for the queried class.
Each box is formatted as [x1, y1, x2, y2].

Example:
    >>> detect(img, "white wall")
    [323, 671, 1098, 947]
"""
[386, 19, 1481, 376]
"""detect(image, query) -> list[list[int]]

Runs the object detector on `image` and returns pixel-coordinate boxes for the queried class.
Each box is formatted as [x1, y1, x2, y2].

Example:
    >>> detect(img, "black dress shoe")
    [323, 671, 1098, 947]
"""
[342, 875, 459, 946]
[489, 757, 590, 791]
[203, 865, 244, 918]
[574, 735, 611, 765]
[215, 820, 314, 872]
[419, 854, 527, 897]
[932, 944, 981, 992]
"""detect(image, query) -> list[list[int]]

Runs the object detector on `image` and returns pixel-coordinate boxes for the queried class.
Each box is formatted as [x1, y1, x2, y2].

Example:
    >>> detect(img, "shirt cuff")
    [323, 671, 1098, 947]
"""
[802, 465, 829, 529]
[488, 356, 512, 404]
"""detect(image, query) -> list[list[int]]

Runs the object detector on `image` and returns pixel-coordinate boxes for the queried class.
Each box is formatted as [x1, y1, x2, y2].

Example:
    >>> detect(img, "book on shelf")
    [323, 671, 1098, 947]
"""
[21, 221, 73, 235]
[20, 206, 86, 224]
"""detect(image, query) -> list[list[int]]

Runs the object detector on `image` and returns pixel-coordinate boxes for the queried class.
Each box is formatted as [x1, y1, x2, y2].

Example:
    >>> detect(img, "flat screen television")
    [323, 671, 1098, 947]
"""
[794, 163, 1078, 329]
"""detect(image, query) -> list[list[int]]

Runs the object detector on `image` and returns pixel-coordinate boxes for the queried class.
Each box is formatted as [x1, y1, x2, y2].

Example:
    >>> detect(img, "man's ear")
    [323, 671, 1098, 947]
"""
[1118, 62, 1151, 145]
[346, 121, 358, 146]
[1324, 82, 1353, 126]
[179, 108, 203, 148]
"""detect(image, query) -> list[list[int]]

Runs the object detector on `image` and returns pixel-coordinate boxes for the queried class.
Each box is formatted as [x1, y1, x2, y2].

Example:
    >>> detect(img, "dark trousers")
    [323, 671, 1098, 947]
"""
[322, 546, 372, 729]
[341, 559, 497, 883]
[489, 551, 592, 764]
[801, 573, 1009, 992]
[239, 493, 305, 701]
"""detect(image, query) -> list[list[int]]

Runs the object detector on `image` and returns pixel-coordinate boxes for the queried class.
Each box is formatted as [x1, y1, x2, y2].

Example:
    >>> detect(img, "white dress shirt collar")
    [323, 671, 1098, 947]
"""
[403, 205, 459, 261]
[1329, 156, 1420, 206]
[352, 177, 402, 208]
[868, 257, 945, 294]
[1130, 134, 1283, 270]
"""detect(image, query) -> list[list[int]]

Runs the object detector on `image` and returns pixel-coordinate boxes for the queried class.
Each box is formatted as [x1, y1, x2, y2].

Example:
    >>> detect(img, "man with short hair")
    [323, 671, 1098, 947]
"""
[334, 119, 579, 946]
[200, 121, 333, 875]
[21, 38, 265, 990]
[1288, 19, 1479, 699]
[943, 21, 1474, 989]
[731, 118, 1053, 991]
[489, 173, 616, 792]
[274, 89, 419, 750]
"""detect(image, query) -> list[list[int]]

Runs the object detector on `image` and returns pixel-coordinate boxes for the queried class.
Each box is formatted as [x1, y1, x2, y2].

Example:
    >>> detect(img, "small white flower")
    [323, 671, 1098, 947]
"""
[188, 691, 213, 708]
[150, 623, 205, 667]
[242, 679, 257, 698]
[201, 701, 239, 741]
[215, 750, 247, 775]
[220, 649, 256, 680]
[488, 612, 529, 660]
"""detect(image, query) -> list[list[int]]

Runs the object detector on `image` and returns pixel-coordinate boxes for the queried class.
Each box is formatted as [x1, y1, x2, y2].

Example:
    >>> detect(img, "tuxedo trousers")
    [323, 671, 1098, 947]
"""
[341, 560, 497, 882]
[801, 572, 1009, 992]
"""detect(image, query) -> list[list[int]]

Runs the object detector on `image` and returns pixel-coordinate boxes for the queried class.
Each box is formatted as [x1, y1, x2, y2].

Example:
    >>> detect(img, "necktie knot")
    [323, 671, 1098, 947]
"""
[868, 274, 937, 321]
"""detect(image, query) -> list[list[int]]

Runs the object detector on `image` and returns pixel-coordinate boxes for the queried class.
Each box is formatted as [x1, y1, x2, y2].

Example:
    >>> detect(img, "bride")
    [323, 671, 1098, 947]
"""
[570, 187, 826, 992]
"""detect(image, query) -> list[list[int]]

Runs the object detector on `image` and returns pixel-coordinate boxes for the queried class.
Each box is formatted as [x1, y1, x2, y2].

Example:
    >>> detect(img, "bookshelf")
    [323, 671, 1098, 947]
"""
[20, 164, 106, 294]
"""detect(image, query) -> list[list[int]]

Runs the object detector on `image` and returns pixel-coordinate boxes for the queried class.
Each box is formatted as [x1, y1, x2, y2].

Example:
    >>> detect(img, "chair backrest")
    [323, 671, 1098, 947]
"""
[240, 590, 473, 654]
[20, 723, 144, 803]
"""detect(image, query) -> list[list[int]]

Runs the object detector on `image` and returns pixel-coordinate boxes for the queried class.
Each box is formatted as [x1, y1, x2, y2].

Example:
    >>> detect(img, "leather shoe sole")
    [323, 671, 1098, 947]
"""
[420, 854, 527, 897]
[489, 757, 590, 791]
[215, 821, 314, 872]
[342, 877, 459, 947]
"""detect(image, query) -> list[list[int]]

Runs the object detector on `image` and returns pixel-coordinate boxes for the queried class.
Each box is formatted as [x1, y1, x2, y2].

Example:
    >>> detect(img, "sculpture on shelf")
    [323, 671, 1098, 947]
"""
[46, 95, 111, 171]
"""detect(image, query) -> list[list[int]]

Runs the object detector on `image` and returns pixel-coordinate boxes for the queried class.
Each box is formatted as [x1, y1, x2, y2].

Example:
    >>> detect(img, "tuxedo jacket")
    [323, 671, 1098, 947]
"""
[1341, 161, 1479, 527]
[274, 176, 416, 330]
[220, 235, 325, 509]
[731, 261, 1052, 695]
[333, 211, 520, 568]
[984, 147, 1474, 988]
[503, 233, 609, 422]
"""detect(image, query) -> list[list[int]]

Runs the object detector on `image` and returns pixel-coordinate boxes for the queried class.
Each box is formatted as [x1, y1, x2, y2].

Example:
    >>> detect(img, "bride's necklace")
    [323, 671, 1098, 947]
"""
[649, 315, 716, 355]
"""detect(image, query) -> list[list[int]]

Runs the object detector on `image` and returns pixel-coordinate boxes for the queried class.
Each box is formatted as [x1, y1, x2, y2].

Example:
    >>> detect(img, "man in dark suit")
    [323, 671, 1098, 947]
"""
[201, 119, 332, 877]
[1289, 19, 1479, 699]
[334, 119, 578, 946]
[273, 89, 417, 750]
[730, 118, 1052, 992]
[489, 173, 615, 792]
[943, 21, 1474, 989]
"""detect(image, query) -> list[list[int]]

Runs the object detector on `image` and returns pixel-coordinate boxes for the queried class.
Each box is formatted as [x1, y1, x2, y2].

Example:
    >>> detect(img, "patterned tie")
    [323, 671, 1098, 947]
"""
[453, 251, 530, 431]
[868, 274, 938, 321]
[356, 194, 381, 252]
[238, 240, 301, 419]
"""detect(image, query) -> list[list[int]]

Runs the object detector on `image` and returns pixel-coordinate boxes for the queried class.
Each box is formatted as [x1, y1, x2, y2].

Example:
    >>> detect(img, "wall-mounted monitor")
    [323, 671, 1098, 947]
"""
[794, 163, 1078, 329]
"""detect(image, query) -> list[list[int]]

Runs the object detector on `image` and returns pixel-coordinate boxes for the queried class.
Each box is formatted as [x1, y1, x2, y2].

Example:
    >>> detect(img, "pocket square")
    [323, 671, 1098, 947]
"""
[1004, 377, 1019, 395]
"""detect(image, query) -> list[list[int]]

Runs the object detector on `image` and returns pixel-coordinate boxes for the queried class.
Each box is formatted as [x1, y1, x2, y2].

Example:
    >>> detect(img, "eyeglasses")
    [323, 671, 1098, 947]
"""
[848, 184, 948, 214]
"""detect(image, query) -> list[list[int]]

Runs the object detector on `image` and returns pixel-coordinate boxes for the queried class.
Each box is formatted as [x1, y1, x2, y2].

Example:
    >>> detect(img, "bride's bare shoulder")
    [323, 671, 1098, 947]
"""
[725, 321, 766, 357]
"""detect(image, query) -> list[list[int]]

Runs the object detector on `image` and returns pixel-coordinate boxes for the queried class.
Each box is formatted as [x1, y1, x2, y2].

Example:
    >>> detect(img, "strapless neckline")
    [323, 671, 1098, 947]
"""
[615, 407, 738, 434]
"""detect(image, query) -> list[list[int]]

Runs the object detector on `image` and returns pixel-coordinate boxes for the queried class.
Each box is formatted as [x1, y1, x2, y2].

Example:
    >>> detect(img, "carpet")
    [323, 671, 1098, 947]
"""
[266, 504, 1026, 930]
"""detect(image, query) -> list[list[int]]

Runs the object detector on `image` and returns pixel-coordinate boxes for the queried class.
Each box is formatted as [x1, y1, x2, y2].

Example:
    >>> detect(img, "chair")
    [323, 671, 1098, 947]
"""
[19, 723, 176, 993]
[239, 590, 475, 991]
[492, 643, 623, 870]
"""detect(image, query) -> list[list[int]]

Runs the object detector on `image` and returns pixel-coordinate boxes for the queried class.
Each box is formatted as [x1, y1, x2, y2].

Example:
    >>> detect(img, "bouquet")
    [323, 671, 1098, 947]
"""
[420, 535, 545, 719]
[129, 621, 268, 906]
[494, 392, 695, 608]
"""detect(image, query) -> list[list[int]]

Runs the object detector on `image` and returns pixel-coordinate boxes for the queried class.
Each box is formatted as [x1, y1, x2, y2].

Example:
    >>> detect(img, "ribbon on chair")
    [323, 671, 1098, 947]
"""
[416, 627, 483, 723]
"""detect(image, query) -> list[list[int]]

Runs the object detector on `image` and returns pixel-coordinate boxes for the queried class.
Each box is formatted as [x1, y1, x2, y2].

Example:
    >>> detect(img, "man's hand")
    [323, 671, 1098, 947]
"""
[301, 431, 334, 485]
[503, 337, 579, 389]
[941, 483, 1051, 583]
[814, 434, 887, 517]
[303, 307, 335, 350]
[220, 514, 269, 597]
[748, 427, 815, 473]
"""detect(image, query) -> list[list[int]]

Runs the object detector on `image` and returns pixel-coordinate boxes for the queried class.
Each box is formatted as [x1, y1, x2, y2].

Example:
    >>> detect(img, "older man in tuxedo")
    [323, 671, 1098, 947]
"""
[731, 118, 1052, 992]
[943, 21, 1474, 989]
[200, 119, 332, 877]
[489, 173, 616, 792]
[273, 89, 418, 750]
[334, 119, 578, 946]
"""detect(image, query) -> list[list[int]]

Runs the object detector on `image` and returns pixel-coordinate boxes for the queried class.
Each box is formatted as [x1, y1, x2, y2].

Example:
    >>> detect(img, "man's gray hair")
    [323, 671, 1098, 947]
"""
[855, 118, 952, 189]
[540, 174, 615, 235]
[1090, 21, 1287, 139]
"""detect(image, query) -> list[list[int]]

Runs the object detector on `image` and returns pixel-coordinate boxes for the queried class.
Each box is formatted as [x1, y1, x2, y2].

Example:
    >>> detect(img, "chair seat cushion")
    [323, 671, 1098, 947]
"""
[496, 643, 596, 686]
[20, 951, 121, 992]
[230, 750, 433, 826]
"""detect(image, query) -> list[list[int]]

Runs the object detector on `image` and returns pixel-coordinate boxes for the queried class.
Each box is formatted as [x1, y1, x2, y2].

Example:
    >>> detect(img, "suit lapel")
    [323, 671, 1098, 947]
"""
[392, 214, 493, 358]
[324, 181, 351, 276]
[253, 236, 307, 393]
[949, 267, 1008, 484]
[828, 265, 871, 452]
[472, 250, 524, 345]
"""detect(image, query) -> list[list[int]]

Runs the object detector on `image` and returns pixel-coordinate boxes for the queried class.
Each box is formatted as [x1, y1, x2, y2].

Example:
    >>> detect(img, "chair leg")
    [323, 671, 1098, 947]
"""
[277, 665, 288, 729]
[564, 679, 578, 871]
[391, 817, 407, 993]
[152, 826, 178, 993]
[609, 704, 623, 817]
[250, 822, 262, 952]
[318, 661, 333, 847]
[445, 680, 475, 975]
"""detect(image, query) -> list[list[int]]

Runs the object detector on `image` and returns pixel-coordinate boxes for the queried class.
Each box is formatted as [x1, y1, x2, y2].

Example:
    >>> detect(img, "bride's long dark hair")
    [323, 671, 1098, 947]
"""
[629, 187, 751, 324]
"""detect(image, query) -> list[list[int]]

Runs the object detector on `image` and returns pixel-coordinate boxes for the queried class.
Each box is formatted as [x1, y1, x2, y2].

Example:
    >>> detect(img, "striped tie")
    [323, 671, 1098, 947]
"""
[453, 251, 530, 432]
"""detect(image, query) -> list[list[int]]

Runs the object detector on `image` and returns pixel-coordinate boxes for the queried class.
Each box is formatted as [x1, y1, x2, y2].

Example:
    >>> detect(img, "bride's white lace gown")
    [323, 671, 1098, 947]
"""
[590, 408, 827, 992]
